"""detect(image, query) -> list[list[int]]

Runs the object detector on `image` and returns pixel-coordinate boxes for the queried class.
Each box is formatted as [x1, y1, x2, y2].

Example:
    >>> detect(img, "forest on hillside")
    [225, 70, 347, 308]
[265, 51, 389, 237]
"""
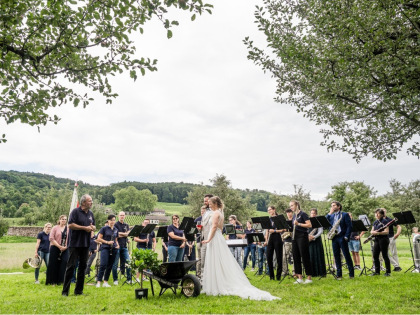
[0, 171, 419, 229]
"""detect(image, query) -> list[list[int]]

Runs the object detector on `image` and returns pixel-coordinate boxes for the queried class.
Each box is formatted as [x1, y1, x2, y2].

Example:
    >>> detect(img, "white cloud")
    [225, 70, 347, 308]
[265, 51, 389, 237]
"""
[1, 0, 419, 201]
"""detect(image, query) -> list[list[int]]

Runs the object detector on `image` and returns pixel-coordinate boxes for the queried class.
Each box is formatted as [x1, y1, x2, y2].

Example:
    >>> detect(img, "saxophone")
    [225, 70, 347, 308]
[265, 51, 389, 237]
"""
[327, 213, 342, 240]
[308, 228, 318, 242]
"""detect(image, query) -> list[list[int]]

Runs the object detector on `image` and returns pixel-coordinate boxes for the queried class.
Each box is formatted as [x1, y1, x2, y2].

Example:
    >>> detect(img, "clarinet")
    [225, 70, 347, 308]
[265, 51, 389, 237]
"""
[110, 231, 116, 256]
[58, 230, 67, 261]
[363, 218, 397, 244]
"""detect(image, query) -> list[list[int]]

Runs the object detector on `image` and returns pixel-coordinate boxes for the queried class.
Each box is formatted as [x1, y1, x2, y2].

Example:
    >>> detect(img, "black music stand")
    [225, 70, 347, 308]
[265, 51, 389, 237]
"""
[128, 225, 144, 237]
[393, 211, 417, 273]
[179, 217, 195, 232]
[245, 233, 265, 244]
[351, 220, 370, 276]
[156, 226, 168, 239]
[251, 217, 272, 279]
[317, 216, 337, 279]
[142, 224, 157, 234]
[271, 214, 289, 230]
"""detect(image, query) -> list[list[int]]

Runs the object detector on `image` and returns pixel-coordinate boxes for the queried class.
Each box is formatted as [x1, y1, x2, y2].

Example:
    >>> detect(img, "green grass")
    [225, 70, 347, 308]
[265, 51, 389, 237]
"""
[0, 237, 419, 313]
[0, 235, 35, 243]
[155, 202, 190, 216]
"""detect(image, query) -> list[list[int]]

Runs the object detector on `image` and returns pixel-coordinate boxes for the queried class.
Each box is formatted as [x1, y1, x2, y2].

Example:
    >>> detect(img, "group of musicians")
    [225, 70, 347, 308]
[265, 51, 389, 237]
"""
[35, 194, 409, 295]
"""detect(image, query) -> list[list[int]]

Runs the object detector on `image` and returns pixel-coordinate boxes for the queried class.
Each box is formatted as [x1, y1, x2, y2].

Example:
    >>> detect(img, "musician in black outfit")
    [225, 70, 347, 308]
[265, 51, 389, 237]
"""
[266, 206, 284, 281]
[371, 208, 391, 276]
[290, 200, 313, 284]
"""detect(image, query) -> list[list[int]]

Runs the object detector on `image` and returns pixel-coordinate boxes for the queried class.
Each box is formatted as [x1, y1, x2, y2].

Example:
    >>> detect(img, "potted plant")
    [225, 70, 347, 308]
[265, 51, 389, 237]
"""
[130, 248, 160, 299]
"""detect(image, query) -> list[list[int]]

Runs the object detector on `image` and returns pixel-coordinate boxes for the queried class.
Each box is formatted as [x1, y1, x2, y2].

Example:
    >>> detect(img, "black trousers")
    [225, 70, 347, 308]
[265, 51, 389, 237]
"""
[373, 237, 391, 273]
[267, 233, 283, 279]
[62, 247, 89, 295]
[292, 232, 312, 276]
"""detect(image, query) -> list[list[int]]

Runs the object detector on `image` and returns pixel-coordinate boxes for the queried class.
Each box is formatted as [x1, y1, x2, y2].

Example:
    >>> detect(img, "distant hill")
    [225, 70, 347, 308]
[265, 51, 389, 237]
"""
[0, 170, 272, 217]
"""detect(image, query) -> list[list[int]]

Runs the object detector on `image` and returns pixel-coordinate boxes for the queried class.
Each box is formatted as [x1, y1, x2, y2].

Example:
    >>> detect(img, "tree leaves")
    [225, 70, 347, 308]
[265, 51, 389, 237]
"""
[0, 0, 213, 141]
[246, 0, 420, 161]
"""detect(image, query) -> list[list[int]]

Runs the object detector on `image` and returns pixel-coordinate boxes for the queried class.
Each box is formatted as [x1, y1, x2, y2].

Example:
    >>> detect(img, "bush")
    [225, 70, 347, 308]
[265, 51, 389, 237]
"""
[0, 217, 10, 238]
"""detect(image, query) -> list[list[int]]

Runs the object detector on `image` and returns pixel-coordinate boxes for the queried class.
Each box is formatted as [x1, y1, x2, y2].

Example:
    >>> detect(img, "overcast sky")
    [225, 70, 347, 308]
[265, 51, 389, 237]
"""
[1, 0, 418, 200]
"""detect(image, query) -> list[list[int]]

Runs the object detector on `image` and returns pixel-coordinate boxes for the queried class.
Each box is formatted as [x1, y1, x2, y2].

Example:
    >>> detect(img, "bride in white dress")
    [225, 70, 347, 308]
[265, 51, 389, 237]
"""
[202, 196, 280, 301]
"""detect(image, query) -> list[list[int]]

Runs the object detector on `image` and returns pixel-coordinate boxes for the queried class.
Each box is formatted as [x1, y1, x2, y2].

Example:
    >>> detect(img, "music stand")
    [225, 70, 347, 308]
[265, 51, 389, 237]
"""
[393, 211, 417, 273]
[141, 224, 157, 234]
[271, 215, 289, 230]
[252, 223, 262, 231]
[156, 226, 168, 239]
[179, 217, 195, 232]
[359, 215, 371, 227]
[128, 225, 144, 237]
[351, 220, 370, 276]
[245, 233, 265, 244]
[251, 217, 272, 279]
[317, 216, 337, 279]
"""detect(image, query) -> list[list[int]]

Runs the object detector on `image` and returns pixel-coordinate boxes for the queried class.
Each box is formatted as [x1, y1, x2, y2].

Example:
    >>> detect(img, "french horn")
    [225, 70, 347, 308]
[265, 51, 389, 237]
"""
[22, 256, 42, 269]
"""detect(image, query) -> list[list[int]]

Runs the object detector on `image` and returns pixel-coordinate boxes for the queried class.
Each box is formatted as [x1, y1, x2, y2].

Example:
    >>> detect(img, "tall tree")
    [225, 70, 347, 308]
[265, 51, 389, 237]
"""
[0, 0, 212, 142]
[327, 181, 378, 218]
[113, 186, 157, 213]
[186, 174, 256, 223]
[245, 0, 420, 161]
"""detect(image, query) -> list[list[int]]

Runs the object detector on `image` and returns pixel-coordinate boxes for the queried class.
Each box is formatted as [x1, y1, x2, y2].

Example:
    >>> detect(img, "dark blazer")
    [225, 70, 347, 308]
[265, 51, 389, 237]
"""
[326, 211, 352, 240]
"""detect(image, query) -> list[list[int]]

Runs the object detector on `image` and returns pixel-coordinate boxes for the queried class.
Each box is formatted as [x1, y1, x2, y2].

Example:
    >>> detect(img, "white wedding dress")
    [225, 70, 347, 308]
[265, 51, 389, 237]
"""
[202, 210, 279, 301]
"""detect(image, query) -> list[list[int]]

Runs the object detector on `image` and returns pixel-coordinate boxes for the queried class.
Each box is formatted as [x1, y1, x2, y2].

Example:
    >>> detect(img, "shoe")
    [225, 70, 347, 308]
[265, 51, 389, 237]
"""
[34, 280, 40, 284]
[354, 265, 361, 270]
[257, 272, 262, 276]
[276, 275, 281, 281]
[304, 279, 313, 284]
[113, 281, 118, 285]
[135, 278, 140, 283]
[393, 267, 402, 272]
[370, 272, 380, 276]
[381, 266, 386, 271]
[142, 277, 149, 282]
[126, 280, 133, 284]
[384, 273, 391, 277]
[251, 268, 255, 272]
[349, 276, 354, 279]
[293, 279, 303, 284]
[336, 277, 342, 281]
[96, 283, 100, 288]
[62, 293, 68, 297]
[103, 282, 111, 287]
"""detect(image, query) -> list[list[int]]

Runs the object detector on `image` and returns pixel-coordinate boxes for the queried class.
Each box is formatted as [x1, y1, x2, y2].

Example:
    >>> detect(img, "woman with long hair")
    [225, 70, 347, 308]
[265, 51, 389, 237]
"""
[308, 209, 326, 277]
[46, 215, 69, 285]
[202, 196, 278, 300]
[290, 200, 313, 284]
[34, 222, 52, 284]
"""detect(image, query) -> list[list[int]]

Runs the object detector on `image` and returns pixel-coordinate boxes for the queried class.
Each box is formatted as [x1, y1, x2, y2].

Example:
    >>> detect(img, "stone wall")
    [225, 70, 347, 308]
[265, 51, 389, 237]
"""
[7, 226, 42, 237]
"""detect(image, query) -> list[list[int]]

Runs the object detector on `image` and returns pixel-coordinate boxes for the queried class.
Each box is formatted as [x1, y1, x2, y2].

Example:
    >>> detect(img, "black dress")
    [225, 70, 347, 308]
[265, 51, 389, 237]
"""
[308, 228, 326, 277]
[46, 228, 69, 285]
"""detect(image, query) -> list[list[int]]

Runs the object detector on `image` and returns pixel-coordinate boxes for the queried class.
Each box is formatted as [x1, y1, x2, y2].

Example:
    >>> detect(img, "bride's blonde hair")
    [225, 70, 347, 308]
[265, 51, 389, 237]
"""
[209, 196, 224, 211]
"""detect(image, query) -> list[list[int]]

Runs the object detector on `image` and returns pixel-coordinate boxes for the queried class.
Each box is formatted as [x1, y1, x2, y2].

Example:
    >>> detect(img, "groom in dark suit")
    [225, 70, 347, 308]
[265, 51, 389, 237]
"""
[326, 201, 354, 280]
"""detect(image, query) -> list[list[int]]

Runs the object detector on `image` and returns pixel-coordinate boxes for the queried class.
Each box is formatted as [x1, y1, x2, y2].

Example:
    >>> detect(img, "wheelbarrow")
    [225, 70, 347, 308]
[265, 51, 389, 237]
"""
[143, 260, 201, 297]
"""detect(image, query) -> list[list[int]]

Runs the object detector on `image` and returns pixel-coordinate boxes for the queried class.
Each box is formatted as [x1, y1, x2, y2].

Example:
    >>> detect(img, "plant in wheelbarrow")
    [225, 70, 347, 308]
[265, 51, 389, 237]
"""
[129, 248, 160, 299]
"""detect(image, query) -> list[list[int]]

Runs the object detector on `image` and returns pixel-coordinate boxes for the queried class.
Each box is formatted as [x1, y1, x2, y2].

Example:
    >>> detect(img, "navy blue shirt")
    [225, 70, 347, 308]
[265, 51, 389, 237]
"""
[384, 217, 396, 238]
[68, 207, 95, 248]
[37, 231, 50, 253]
[115, 221, 130, 248]
[136, 231, 156, 249]
[89, 235, 97, 252]
[167, 225, 184, 247]
[292, 211, 310, 234]
[373, 218, 388, 238]
[98, 226, 118, 249]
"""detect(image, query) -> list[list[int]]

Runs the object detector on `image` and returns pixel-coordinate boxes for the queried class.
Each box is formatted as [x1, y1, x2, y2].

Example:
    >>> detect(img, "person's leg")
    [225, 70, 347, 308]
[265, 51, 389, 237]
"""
[62, 248, 78, 295]
[340, 238, 354, 277]
[258, 247, 264, 274]
[292, 240, 303, 277]
[388, 237, 399, 268]
[112, 248, 120, 282]
[250, 244, 256, 269]
[273, 238, 283, 279]
[85, 251, 95, 275]
[120, 248, 131, 281]
[168, 246, 177, 262]
[373, 240, 381, 273]
[75, 248, 89, 294]
[297, 235, 312, 277]
[243, 246, 250, 270]
[196, 242, 201, 277]
[104, 249, 117, 282]
[380, 238, 391, 274]
[331, 238, 342, 277]
[176, 247, 185, 262]
[267, 242, 275, 279]
[97, 249, 109, 283]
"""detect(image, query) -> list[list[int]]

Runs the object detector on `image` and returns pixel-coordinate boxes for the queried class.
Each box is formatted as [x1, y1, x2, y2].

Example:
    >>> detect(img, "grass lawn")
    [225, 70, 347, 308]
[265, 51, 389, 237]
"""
[0, 236, 419, 314]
